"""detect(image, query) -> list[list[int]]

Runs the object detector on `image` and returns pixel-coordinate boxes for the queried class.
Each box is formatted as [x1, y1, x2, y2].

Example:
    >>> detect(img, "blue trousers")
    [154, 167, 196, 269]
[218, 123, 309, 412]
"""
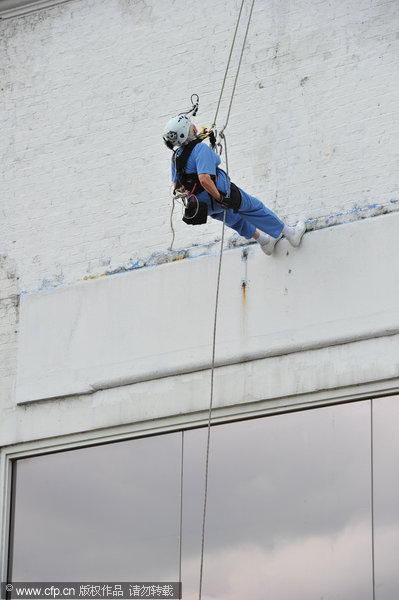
[210, 187, 284, 239]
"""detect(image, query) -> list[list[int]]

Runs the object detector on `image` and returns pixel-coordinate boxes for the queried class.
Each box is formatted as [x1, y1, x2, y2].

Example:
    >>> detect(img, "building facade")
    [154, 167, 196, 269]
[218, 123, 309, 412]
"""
[1, 0, 399, 598]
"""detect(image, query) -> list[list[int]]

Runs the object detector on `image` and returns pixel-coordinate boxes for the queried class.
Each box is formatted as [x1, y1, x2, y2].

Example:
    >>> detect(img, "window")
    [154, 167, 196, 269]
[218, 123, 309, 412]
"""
[7, 398, 399, 599]
[372, 396, 399, 599]
[9, 433, 182, 581]
[182, 401, 373, 599]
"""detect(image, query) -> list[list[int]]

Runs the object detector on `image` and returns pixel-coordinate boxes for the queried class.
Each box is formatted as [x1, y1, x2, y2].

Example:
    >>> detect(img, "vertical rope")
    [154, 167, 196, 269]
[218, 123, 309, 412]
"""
[211, 0, 246, 130]
[198, 210, 226, 600]
[219, 0, 256, 136]
[198, 3, 256, 598]
[370, 400, 376, 600]
[178, 431, 184, 590]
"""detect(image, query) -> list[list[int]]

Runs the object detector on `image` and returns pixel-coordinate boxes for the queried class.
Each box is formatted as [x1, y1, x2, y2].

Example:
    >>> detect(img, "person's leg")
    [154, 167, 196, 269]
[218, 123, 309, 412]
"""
[237, 188, 306, 253]
[211, 211, 281, 256]
[211, 190, 306, 256]
[211, 211, 256, 239]
[237, 189, 285, 238]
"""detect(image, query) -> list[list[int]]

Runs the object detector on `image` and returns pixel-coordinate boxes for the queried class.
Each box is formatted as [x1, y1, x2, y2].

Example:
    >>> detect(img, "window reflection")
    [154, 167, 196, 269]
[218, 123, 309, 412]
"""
[8, 398, 399, 599]
[10, 433, 182, 581]
[182, 402, 373, 600]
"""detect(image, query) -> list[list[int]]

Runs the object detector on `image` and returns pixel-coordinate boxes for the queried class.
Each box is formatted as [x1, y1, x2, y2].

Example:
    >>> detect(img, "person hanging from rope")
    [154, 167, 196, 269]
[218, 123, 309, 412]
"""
[163, 114, 306, 256]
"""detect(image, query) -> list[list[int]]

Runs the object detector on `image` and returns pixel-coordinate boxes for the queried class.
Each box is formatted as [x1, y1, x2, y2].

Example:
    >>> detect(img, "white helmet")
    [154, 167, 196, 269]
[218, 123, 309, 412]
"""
[163, 114, 192, 148]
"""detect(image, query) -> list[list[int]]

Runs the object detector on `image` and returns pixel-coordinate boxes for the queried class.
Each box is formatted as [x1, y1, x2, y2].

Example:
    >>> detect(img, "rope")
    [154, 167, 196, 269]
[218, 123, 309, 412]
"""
[198, 3, 256, 599]
[370, 400, 376, 600]
[178, 431, 184, 587]
[219, 0, 256, 136]
[211, 0, 245, 130]
[169, 195, 176, 251]
[198, 209, 226, 600]
[169, 184, 190, 251]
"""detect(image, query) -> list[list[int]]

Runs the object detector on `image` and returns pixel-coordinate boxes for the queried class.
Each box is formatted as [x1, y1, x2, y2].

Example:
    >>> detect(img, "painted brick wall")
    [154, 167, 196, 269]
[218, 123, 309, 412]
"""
[0, 0, 398, 294]
[0, 255, 19, 412]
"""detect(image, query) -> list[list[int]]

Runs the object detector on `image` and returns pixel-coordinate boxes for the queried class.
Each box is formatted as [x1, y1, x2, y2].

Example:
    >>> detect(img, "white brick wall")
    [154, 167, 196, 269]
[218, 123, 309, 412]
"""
[0, 0, 398, 294]
[0, 255, 18, 410]
[1, 0, 399, 427]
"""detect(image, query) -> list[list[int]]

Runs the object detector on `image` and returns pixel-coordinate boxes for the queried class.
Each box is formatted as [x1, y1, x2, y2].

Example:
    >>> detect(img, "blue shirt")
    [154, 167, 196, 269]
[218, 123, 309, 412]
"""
[171, 142, 229, 212]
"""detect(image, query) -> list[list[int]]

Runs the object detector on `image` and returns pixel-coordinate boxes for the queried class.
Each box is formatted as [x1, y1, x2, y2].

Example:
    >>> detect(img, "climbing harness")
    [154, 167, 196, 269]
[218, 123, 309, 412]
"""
[168, 109, 242, 238]
[173, 137, 217, 196]
[167, 111, 218, 246]
[172, 130, 242, 213]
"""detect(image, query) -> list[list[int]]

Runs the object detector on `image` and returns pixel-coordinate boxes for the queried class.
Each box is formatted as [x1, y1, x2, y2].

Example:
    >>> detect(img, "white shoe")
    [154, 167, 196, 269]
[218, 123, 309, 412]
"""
[287, 221, 306, 247]
[259, 235, 280, 256]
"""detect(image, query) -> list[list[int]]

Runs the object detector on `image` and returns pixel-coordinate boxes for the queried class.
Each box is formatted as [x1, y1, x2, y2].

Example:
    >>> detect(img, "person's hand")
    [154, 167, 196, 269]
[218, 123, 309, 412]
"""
[216, 190, 234, 210]
[173, 185, 186, 196]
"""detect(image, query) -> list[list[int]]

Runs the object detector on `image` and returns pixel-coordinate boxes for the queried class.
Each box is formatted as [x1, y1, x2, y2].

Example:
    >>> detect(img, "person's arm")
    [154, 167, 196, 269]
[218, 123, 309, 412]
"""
[198, 173, 221, 201]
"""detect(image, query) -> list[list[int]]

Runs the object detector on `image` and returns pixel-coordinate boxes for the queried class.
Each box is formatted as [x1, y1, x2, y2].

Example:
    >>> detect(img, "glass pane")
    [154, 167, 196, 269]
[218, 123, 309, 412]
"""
[373, 396, 399, 598]
[10, 433, 182, 581]
[183, 402, 373, 600]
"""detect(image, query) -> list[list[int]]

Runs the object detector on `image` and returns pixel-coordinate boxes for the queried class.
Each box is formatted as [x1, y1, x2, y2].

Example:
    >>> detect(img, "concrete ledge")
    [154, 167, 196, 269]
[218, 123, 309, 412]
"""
[5, 333, 399, 446]
[15, 212, 399, 404]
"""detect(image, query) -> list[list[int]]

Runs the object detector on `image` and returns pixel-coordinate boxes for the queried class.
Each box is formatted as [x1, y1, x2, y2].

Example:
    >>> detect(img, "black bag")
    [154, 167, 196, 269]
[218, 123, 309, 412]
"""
[182, 198, 208, 225]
